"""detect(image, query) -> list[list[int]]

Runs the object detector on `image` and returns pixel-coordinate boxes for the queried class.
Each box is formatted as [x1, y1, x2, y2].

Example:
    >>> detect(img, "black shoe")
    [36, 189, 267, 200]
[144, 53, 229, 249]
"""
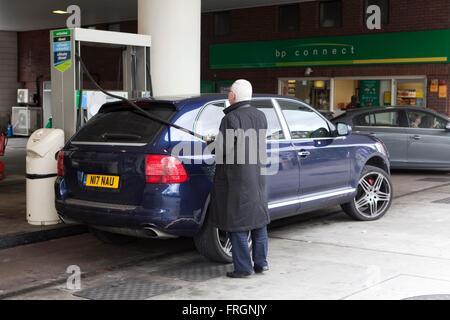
[254, 265, 270, 274]
[226, 271, 252, 279]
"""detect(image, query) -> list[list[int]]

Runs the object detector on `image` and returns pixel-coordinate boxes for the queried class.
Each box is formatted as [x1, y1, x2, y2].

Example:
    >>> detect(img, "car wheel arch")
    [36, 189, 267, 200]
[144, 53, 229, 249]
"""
[195, 194, 211, 235]
[364, 156, 389, 174]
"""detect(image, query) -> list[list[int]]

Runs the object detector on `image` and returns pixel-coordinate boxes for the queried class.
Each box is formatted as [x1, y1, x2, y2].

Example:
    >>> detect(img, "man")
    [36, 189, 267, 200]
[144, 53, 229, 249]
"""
[410, 113, 423, 128]
[211, 79, 270, 279]
[346, 95, 361, 110]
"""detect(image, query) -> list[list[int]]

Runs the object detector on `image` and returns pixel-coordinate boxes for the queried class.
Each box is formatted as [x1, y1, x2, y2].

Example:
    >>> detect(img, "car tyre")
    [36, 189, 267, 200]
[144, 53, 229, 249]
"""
[89, 227, 136, 245]
[342, 165, 393, 221]
[194, 213, 234, 264]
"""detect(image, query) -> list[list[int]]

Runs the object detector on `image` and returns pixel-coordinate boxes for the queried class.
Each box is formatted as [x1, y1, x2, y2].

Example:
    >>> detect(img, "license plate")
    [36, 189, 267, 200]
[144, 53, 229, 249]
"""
[85, 174, 120, 189]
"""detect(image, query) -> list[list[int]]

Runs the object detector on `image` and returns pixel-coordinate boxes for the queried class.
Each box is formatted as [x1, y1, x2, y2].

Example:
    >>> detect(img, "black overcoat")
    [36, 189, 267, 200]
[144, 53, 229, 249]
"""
[210, 100, 270, 232]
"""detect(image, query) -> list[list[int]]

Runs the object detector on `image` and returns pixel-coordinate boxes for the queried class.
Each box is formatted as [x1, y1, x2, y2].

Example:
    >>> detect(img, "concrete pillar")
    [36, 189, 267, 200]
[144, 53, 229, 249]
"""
[138, 0, 201, 97]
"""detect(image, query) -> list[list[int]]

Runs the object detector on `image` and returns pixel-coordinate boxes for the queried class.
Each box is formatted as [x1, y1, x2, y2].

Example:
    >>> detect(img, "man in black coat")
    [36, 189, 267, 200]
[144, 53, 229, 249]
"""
[211, 79, 270, 278]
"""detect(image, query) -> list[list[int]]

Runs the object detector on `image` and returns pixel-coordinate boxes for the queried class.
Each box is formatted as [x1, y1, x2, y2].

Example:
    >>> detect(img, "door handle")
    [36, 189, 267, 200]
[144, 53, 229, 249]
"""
[411, 135, 421, 141]
[298, 150, 311, 158]
[369, 132, 377, 136]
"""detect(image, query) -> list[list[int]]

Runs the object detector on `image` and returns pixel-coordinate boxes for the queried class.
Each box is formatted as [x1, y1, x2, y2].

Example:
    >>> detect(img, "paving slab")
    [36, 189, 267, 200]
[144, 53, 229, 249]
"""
[4, 171, 450, 300]
[0, 234, 194, 298]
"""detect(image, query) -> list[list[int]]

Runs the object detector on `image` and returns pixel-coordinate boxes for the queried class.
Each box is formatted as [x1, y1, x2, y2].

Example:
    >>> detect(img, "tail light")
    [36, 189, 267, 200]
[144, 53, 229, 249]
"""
[57, 151, 65, 177]
[145, 155, 188, 184]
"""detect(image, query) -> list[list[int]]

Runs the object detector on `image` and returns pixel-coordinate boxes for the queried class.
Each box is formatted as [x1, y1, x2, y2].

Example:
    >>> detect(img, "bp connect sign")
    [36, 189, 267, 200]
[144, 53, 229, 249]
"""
[210, 29, 450, 69]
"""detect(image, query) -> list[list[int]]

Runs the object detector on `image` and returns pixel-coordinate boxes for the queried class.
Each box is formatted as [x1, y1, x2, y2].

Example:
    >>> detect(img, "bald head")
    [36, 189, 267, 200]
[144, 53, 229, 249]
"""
[228, 79, 253, 105]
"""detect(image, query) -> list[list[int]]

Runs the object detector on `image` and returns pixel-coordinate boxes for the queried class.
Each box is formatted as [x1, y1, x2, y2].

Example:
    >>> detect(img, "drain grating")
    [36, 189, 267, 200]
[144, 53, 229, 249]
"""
[152, 262, 233, 282]
[73, 279, 181, 300]
[433, 197, 450, 204]
[404, 294, 450, 300]
[418, 178, 450, 183]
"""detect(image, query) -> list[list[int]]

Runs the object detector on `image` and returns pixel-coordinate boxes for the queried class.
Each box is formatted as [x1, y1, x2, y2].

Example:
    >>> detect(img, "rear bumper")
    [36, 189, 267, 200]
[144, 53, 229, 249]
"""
[56, 198, 203, 238]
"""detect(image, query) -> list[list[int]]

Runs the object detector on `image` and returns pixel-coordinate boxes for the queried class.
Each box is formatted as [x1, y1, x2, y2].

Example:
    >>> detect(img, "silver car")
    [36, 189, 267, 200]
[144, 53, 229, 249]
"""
[333, 107, 450, 170]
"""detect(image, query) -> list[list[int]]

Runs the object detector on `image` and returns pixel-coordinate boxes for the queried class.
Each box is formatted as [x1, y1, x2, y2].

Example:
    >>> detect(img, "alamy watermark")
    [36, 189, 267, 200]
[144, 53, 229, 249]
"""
[171, 129, 280, 176]
[66, 265, 81, 291]
[66, 5, 81, 28]
[63, 4, 381, 30]
[366, 5, 382, 30]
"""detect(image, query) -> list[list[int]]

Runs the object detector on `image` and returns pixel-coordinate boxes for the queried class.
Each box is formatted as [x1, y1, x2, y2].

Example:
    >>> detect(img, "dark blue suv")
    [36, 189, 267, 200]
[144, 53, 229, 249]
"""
[55, 95, 393, 263]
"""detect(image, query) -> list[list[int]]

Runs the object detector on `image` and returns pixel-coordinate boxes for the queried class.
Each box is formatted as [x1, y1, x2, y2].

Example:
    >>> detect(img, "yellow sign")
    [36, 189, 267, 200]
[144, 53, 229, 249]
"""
[439, 85, 447, 99]
[86, 175, 120, 189]
[431, 80, 439, 93]
[384, 92, 391, 105]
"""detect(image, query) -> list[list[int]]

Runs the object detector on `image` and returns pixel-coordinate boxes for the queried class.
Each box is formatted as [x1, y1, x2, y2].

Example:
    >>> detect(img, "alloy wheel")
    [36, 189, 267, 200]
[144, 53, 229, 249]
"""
[216, 229, 252, 257]
[354, 172, 392, 219]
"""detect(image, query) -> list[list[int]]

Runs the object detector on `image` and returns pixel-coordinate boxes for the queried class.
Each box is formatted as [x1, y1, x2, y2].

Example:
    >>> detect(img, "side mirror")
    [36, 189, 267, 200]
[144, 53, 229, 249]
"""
[337, 123, 352, 136]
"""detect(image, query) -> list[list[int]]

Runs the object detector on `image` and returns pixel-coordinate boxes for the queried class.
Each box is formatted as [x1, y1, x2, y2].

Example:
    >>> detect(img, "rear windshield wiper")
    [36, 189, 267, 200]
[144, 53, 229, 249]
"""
[101, 133, 143, 141]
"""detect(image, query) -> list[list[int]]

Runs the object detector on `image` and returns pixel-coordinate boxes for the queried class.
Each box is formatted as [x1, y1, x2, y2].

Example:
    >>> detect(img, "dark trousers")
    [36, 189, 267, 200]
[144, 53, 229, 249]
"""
[229, 226, 269, 274]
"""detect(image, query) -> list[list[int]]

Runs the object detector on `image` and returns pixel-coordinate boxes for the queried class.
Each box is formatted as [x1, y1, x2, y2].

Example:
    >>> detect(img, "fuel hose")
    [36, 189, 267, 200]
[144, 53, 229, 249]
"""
[75, 54, 206, 142]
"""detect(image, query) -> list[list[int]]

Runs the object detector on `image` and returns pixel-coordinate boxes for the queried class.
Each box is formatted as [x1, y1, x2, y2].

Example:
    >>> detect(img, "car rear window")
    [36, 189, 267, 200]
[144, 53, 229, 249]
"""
[72, 103, 177, 143]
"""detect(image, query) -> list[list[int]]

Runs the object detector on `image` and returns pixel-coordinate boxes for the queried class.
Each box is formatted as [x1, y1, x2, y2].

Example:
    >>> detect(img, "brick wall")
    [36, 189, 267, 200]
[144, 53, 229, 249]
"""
[15, 1, 450, 116]
[202, 0, 450, 44]
[201, 0, 450, 115]
[17, 21, 138, 105]
[202, 0, 450, 79]
[0, 31, 20, 131]
[426, 77, 450, 116]
[18, 29, 51, 94]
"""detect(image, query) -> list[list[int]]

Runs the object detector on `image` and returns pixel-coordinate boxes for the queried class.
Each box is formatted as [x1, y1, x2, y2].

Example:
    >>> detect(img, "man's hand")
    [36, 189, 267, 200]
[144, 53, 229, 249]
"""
[205, 134, 217, 145]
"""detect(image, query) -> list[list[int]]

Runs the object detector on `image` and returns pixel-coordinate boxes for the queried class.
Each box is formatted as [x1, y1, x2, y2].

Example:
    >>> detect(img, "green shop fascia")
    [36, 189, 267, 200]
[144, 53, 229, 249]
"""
[202, 28, 449, 92]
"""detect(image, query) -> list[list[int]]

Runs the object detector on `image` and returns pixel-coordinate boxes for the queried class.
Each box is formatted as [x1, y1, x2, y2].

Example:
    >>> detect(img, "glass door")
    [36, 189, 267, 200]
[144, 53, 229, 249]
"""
[279, 79, 331, 111]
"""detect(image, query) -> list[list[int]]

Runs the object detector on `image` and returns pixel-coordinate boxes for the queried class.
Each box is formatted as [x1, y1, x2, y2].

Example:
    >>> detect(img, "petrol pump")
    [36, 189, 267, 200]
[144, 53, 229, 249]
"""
[50, 28, 152, 141]
[24, 28, 153, 225]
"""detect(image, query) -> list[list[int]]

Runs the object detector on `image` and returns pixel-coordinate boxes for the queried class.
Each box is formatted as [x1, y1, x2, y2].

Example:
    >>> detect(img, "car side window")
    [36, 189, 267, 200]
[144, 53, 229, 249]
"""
[355, 113, 374, 126]
[277, 99, 332, 139]
[195, 101, 226, 138]
[249, 100, 286, 140]
[407, 111, 447, 129]
[357, 111, 401, 127]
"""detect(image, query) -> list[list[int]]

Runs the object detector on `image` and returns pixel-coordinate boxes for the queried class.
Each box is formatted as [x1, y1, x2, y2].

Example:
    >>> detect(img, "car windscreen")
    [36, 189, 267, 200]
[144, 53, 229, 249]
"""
[72, 103, 177, 144]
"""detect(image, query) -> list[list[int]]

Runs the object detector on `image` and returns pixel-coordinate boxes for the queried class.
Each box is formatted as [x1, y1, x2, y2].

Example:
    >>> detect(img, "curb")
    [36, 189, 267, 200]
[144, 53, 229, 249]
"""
[0, 179, 26, 188]
[0, 225, 88, 251]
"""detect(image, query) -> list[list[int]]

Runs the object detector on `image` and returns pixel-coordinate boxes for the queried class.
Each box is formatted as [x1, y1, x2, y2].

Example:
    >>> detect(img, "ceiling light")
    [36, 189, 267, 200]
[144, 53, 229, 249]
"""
[52, 10, 69, 14]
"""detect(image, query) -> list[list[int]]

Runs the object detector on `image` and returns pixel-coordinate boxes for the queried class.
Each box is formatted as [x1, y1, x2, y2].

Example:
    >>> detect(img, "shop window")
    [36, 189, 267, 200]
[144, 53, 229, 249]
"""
[279, 4, 300, 32]
[214, 11, 231, 36]
[396, 80, 425, 107]
[334, 80, 360, 111]
[278, 99, 332, 139]
[334, 79, 392, 112]
[407, 111, 447, 130]
[320, 0, 342, 28]
[280, 79, 331, 111]
[364, 0, 389, 25]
